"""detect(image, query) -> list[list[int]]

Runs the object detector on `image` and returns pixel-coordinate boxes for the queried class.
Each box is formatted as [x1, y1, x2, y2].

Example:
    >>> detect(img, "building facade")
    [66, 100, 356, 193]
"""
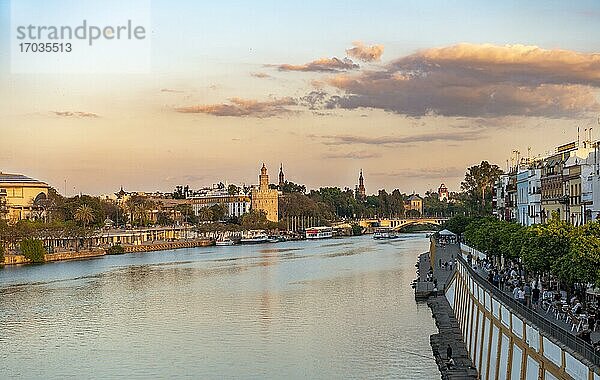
[438, 183, 449, 201]
[251, 164, 279, 222]
[405, 194, 423, 216]
[0, 172, 50, 223]
[190, 194, 251, 218]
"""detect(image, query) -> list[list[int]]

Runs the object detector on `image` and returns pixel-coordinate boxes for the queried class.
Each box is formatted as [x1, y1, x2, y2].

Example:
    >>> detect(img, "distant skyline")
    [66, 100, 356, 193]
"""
[1, 0, 600, 196]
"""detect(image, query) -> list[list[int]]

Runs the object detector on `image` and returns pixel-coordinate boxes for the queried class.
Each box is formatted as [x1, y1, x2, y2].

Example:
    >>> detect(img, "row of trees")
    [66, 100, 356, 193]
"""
[453, 216, 600, 287]
[278, 160, 503, 221]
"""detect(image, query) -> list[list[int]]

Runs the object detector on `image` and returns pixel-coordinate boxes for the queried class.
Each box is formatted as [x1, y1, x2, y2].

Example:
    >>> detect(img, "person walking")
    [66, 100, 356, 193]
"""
[446, 344, 453, 360]
[532, 284, 540, 309]
[518, 287, 526, 305]
[524, 283, 532, 307]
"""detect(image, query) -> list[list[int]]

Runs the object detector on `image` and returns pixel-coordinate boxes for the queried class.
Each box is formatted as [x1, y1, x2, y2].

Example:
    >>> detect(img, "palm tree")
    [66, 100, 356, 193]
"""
[74, 204, 94, 251]
[75, 204, 94, 229]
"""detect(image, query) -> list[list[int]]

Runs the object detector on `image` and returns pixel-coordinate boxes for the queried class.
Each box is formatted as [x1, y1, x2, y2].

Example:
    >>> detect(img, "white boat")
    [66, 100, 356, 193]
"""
[215, 237, 235, 246]
[305, 226, 333, 239]
[373, 227, 399, 240]
[240, 230, 269, 244]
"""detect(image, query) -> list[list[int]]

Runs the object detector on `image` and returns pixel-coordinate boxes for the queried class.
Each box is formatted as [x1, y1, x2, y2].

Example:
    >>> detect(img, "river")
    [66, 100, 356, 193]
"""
[0, 233, 439, 379]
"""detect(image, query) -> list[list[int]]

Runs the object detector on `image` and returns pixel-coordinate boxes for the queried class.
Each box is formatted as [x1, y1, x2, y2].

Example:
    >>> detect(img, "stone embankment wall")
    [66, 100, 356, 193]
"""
[122, 239, 213, 253]
[1, 239, 213, 265]
[447, 246, 600, 380]
[3, 250, 105, 265]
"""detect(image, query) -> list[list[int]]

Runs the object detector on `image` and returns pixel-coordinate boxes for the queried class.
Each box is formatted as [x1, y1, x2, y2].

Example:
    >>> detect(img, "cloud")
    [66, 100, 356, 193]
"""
[251, 72, 271, 78]
[322, 43, 600, 118]
[319, 130, 485, 146]
[346, 41, 384, 62]
[273, 57, 359, 72]
[322, 150, 381, 159]
[175, 97, 296, 118]
[372, 167, 465, 179]
[161, 88, 184, 93]
[52, 111, 99, 118]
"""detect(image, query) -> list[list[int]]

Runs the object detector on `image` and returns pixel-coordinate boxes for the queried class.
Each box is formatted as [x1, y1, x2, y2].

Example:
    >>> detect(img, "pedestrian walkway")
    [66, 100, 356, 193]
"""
[429, 295, 478, 379]
[425, 240, 477, 379]
[432, 241, 459, 290]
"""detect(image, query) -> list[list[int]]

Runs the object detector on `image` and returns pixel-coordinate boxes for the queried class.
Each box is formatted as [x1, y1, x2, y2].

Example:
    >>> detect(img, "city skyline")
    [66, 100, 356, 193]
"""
[1, 1, 600, 195]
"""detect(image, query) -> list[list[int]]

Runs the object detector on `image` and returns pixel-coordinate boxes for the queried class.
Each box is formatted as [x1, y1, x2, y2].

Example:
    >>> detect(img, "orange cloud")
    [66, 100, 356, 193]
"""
[175, 97, 296, 118]
[274, 57, 358, 72]
[322, 43, 600, 117]
[346, 41, 384, 62]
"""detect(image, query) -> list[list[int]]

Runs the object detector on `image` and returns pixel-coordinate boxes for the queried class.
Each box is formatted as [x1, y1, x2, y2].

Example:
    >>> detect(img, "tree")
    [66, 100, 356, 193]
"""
[461, 161, 503, 214]
[156, 211, 173, 226]
[74, 204, 94, 230]
[280, 181, 307, 194]
[443, 215, 473, 235]
[208, 203, 228, 222]
[20, 239, 46, 263]
[228, 184, 241, 195]
[175, 204, 198, 224]
[552, 234, 600, 286]
[240, 210, 277, 230]
[197, 207, 213, 222]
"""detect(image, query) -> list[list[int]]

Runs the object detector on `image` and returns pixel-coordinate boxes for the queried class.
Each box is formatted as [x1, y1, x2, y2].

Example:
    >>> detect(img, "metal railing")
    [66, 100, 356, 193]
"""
[456, 254, 600, 367]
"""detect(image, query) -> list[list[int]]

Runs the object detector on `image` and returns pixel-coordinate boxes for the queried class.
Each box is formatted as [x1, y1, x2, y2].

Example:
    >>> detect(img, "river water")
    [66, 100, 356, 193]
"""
[0, 233, 439, 379]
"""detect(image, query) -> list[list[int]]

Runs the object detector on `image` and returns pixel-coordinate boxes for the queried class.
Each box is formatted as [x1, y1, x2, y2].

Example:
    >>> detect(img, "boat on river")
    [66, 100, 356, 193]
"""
[373, 227, 399, 240]
[240, 230, 269, 244]
[305, 226, 333, 239]
[215, 237, 235, 246]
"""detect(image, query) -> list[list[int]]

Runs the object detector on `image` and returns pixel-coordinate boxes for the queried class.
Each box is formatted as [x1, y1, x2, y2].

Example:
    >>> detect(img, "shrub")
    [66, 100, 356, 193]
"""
[20, 239, 46, 263]
[106, 244, 125, 255]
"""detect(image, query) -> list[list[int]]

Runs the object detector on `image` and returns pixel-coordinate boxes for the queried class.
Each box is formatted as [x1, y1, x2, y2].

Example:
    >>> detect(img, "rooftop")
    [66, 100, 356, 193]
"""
[0, 172, 48, 185]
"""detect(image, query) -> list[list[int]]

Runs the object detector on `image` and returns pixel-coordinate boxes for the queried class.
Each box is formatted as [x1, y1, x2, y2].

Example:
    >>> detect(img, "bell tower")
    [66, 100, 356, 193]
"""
[279, 164, 285, 189]
[259, 163, 269, 190]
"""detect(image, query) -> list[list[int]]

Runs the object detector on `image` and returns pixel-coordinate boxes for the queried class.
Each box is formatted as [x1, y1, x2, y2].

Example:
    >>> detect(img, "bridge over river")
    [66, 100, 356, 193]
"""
[358, 217, 449, 231]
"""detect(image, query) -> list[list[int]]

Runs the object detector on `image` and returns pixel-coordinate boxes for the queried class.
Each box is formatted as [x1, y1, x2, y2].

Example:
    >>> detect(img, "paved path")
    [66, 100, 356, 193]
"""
[422, 240, 478, 379]
[428, 295, 478, 379]
[432, 241, 460, 290]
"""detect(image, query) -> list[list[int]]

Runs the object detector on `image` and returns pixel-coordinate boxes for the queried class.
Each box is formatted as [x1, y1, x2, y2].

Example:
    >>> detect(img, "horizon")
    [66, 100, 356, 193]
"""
[1, 0, 600, 196]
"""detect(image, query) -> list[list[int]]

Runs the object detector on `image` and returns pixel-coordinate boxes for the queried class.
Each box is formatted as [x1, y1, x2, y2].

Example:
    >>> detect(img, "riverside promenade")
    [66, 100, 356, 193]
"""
[418, 240, 478, 379]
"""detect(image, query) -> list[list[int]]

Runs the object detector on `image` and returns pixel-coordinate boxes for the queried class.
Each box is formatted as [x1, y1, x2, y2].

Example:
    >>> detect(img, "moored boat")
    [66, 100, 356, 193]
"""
[240, 230, 269, 244]
[305, 226, 333, 239]
[373, 227, 399, 239]
[215, 237, 235, 246]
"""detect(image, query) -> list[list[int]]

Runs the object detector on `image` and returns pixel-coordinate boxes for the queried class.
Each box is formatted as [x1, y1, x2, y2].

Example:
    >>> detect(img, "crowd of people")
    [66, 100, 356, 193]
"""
[469, 255, 600, 350]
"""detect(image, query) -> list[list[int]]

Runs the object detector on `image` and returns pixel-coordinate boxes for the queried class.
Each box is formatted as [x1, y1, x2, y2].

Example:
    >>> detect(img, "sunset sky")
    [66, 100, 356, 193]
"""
[1, 0, 600, 196]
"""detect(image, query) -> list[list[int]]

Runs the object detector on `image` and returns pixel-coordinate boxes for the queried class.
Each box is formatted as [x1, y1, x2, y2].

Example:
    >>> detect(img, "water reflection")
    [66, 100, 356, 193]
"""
[0, 234, 439, 379]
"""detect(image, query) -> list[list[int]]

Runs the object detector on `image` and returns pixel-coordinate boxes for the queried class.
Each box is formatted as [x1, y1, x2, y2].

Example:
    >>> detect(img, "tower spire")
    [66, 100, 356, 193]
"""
[278, 163, 285, 189]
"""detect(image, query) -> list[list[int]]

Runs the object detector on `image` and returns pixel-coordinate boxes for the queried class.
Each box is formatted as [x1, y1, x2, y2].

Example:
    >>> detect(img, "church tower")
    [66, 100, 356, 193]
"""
[356, 169, 366, 200]
[279, 164, 285, 189]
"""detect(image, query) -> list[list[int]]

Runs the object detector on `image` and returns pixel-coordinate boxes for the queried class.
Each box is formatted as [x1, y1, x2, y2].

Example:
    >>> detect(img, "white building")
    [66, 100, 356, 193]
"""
[188, 185, 251, 219]
[515, 168, 542, 226]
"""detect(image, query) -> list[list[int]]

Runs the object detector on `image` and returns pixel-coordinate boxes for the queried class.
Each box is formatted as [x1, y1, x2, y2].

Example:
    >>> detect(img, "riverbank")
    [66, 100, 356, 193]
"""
[3, 249, 106, 265]
[121, 239, 213, 253]
[416, 240, 477, 379]
[1, 238, 214, 266]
